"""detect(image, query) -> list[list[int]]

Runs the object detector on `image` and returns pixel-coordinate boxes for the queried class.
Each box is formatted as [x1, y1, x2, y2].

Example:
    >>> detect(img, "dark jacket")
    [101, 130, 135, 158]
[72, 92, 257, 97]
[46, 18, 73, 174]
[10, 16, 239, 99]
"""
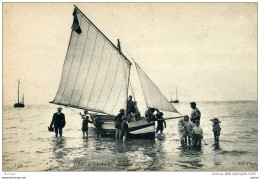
[50, 112, 66, 128]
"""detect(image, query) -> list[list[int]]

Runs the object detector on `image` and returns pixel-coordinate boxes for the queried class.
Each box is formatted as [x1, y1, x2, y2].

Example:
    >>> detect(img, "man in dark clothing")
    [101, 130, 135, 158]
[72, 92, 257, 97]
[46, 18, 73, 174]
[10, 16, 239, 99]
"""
[126, 95, 135, 115]
[114, 109, 125, 139]
[50, 107, 66, 137]
[155, 112, 166, 133]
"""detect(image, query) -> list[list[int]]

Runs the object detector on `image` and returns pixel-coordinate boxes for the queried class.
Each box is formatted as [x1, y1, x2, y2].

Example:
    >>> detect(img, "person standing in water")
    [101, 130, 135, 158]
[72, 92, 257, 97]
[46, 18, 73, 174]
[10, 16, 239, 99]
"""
[190, 102, 201, 123]
[191, 120, 203, 150]
[178, 118, 186, 147]
[155, 112, 166, 133]
[50, 107, 66, 137]
[210, 118, 221, 147]
[80, 109, 93, 138]
[121, 115, 129, 142]
[184, 115, 195, 147]
[114, 109, 125, 139]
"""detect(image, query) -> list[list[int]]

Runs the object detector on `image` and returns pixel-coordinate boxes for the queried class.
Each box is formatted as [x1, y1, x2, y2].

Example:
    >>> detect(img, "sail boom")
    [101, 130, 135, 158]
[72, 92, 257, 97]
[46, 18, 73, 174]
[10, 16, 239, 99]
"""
[74, 5, 132, 66]
[49, 101, 110, 115]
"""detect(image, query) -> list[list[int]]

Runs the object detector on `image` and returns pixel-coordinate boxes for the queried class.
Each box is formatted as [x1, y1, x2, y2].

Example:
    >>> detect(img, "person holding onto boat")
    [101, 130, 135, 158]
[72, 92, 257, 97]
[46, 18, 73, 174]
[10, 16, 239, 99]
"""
[114, 109, 125, 139]
[49, 107, 66, 138]
[121, 115, 129, 142]
[191, 120, 203, 150]
[94, 117, 103, 138]
[155, 112, 166, 133]
[211, 118, 221, 147]
[145, 108, 160, 122]
[80, 109, 93, 138]
[190, 102, 201, 123]
[184, 115, 194, 147]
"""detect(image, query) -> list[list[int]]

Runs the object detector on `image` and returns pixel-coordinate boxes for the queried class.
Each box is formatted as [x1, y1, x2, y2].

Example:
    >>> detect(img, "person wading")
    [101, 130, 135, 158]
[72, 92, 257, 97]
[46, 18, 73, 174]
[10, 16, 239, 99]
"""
[211, 118, 221, 148]
[191, 120, 203, 150]
[184, 115, 195, 147]
[50, 107, 66, 137]
[155, 112, 166, 133]
[190, 102, 201, 123]
[114, 109, 125, 139]
[121, 115, 129, 142]
[80, 109, 93, 138]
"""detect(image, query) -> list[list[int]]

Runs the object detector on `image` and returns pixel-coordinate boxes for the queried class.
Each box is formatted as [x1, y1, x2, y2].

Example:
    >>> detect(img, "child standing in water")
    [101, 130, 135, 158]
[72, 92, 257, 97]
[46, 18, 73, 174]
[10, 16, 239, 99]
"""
[80, 110, 93, 138]
[178, 119, 186, 147]
[210, 118, 221, 147]
[191, 120, 203, 150]
[183, 115, 195, 147]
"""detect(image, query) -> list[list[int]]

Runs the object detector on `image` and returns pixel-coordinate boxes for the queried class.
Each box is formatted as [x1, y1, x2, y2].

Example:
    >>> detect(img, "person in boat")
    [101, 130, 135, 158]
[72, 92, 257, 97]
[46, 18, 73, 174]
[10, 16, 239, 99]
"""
[155, 112, 166, 133]
[184, 115, 195, 147]
[191, 120, 203, 150]
[114, 109, 125, 139]
[127, 95, 135, 116]
[190, 102, 201, 123]
[133, 101, 141, 121]
[210, 118, 221, 147]
[94, 117, 103, 138]
[145, 108, 160, 122]
[121, 115, 129, 142]
[80, 109, 93, 138]
[49, 107, 66, 137]
[178, 119, 186, 147]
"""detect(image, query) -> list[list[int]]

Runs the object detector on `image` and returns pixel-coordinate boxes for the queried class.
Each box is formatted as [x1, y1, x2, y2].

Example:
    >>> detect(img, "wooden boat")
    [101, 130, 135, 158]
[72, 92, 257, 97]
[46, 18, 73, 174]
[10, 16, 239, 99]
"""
[14, 80, 25, 108]
[50, 5, 181, 139]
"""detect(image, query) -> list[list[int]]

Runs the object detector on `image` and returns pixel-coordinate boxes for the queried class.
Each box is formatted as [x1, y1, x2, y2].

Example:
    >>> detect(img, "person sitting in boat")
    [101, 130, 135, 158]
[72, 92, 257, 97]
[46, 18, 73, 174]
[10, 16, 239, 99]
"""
[210, 118, 221, 147]
[178, 119, 186, 147]
[114, 109, 125, 139]
[80, 109, 93, 138]
[184, 115, 195, 147]
[121, 115, 129, 142]
[49, 107, 66, 138]
[94, 117, 103, 138]
[190, 102, 201, 123]
[145, 108, 160, 122]
[133, 101, 141, 121]
[191, 120, 203, 150]
[155, 112, 166, 133]
[127, 95, 135, 116]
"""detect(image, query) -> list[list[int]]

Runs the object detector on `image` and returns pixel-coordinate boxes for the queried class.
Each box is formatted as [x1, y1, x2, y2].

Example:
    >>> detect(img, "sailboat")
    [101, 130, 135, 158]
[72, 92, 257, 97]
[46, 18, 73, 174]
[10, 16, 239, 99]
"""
[50, 6, 181, 139]
[14, 80, 25, 108]
[170, 86, 179, 103]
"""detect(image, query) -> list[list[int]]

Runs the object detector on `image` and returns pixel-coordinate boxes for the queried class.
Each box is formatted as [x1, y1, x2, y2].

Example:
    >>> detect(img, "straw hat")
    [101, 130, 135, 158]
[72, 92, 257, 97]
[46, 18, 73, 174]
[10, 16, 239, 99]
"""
[57, 106, 62, 110]
[210, 118, 221, 123]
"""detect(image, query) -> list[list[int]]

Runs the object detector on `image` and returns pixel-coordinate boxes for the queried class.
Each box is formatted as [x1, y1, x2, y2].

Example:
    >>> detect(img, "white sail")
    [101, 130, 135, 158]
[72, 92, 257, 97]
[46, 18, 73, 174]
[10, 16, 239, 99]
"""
[51, 7, 131, 115]
[135, 62, 179, 113]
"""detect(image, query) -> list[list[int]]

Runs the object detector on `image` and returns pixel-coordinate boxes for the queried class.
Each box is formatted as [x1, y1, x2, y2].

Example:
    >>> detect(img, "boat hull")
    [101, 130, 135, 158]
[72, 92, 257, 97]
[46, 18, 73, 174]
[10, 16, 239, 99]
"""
[90, 115, 155, 139]
[14, 103, 25, 108]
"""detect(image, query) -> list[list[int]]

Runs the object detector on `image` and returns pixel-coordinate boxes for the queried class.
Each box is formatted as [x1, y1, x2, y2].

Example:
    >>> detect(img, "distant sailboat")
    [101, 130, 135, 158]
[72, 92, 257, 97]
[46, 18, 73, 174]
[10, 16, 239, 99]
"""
[50, 6, 181, 139]
[170, 86, 179, 103]
[14, 80, 25, 108]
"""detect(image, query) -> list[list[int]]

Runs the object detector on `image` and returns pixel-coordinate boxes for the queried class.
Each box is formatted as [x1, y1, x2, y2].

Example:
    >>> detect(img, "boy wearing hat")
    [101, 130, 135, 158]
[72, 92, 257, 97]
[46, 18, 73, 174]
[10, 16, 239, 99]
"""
[156, 112, 166, 133]
[50, 107, 66, 137]
[114, 109, 125, 139]
[191, 120, 203, 150]
[211, 118, 221, 147]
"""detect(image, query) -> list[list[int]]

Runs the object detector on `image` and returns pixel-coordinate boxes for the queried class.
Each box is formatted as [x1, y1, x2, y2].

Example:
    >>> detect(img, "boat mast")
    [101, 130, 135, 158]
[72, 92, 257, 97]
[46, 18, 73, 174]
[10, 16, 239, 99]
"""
[176, 86, 178, 100]
[17, 80, 20, 103]
[117, 39, 130, 115]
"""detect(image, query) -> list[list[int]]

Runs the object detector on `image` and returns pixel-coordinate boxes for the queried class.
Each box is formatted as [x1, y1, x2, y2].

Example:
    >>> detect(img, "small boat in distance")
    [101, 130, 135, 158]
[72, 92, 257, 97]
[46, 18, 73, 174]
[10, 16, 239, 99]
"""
[14, 80, 25, 108]
[170, 86, 179, 103]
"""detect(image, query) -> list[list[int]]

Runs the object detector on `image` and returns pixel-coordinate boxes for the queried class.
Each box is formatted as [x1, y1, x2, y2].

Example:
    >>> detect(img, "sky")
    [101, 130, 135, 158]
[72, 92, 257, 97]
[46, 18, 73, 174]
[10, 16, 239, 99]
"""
[3, 3, 257, 105]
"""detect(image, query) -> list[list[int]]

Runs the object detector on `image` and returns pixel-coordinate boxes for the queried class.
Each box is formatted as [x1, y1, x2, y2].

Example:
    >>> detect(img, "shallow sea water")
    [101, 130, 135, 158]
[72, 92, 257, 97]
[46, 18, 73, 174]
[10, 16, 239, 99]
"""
[2, 101, 258, 171]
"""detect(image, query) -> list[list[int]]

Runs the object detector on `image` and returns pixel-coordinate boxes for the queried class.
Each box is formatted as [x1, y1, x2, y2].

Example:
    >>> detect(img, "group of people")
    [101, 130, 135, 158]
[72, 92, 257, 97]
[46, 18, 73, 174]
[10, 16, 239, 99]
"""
[178, 102, 221, 150]
[49, 100, 221, 149]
